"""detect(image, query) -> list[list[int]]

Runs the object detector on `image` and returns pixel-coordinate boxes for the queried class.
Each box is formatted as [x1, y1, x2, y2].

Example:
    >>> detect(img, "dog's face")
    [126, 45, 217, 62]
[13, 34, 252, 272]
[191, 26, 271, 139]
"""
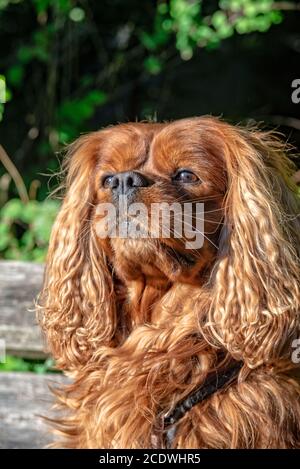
[93, 120, 226, 285]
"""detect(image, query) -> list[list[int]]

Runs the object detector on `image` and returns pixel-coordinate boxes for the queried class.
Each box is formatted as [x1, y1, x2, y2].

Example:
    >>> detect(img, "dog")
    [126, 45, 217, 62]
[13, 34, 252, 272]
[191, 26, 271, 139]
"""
[38, 116, 300, 448]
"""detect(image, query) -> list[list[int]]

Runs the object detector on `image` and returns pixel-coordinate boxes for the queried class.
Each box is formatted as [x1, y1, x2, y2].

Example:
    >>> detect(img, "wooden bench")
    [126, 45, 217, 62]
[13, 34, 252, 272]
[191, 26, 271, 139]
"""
[0, 261, 68, 448]
[0, 261, 45, 358]
[0, 371, 67, 448]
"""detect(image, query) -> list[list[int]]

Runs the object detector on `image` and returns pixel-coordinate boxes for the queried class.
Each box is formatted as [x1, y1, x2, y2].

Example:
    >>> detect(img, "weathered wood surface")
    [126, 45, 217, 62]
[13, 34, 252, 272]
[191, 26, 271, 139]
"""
[0, 372, 68, 449]
[0, 261, 46, 357]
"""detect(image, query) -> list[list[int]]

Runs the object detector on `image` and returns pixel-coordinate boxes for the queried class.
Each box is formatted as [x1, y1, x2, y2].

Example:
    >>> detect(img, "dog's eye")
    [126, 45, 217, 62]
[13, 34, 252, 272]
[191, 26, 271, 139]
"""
[102, 174, 114, 188]
[173, 170, 199, 183]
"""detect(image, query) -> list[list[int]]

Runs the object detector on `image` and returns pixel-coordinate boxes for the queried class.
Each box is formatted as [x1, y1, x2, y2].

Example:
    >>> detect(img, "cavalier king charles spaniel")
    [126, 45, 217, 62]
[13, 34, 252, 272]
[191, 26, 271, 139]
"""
[38, 116, 300, 448]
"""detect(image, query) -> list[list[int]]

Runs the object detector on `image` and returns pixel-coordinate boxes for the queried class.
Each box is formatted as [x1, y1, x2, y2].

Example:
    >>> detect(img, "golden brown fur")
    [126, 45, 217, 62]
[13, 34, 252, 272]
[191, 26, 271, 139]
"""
[37, 117, 300, 448]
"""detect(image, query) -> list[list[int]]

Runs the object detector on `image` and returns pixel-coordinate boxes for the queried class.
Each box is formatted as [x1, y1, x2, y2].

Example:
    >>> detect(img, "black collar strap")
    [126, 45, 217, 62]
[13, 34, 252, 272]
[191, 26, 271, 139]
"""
[151, 361, 243, 449]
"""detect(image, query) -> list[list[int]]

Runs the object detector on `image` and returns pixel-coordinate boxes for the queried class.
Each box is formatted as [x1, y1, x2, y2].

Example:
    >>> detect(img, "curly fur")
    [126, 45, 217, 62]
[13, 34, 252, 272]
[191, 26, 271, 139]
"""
[37, 117, 300, 448]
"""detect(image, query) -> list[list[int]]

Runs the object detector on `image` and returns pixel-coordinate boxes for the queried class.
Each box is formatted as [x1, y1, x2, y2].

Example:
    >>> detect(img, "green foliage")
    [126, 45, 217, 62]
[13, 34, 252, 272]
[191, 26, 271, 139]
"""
[0, 0, 286, 141]
[144, 55, 162, 75]
[32, 0, 72, 15]
[1, 0, 109, 152]
[0, 75, 11, 121]
[0, 198, 60, 261]
[0, 355, 57, 373]
[57, 90, 107, 143]
[0, 76, 4, 121]
[69, 6, 85, 22]
[0, 0, 23, 10]
[143, 0, 283, 61]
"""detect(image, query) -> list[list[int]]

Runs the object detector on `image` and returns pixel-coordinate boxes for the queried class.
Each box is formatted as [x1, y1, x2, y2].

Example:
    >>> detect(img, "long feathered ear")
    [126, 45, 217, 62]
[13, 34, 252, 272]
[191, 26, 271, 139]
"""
[37, 132, 116, 370]
[204, 124, 300, 368]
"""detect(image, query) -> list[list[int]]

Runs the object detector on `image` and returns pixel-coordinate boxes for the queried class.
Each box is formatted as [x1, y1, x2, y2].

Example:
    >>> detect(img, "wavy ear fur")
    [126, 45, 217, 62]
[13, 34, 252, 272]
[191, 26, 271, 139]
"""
[37, 132, 116, 370]
[204, 124, 300, 368]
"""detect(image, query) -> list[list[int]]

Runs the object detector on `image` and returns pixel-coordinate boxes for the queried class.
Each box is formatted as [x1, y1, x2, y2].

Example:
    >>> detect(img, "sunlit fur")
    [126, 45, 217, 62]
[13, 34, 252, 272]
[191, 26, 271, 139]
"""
[37, 117, 300, 448]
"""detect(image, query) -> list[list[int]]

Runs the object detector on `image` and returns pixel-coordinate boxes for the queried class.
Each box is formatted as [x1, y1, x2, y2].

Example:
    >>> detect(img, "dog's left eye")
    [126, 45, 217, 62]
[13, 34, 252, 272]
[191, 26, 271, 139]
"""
[173, 170, 199, 183]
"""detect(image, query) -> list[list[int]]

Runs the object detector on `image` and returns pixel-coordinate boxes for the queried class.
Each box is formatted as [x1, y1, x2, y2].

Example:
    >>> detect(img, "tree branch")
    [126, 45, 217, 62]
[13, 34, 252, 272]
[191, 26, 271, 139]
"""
[0, 145, 29, 203]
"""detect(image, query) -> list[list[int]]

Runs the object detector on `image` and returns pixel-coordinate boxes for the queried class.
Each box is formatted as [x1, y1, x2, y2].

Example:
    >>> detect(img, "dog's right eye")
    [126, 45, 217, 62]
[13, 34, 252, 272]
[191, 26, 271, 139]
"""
[102, 174, 114, 188]
[173, 169, 199, 184]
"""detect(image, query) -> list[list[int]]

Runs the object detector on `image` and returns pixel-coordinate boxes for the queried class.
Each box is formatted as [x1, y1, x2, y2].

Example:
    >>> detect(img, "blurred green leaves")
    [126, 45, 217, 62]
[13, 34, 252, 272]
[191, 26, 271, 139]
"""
[0, 0, 23, 10]
[69, 6, 85, 22]
[6, 65, 24, 87]
[0, 0, 287, 145]
[0, 75, 11, 121]
[0, 76, 5, 122]
[56, 90, 107, 143]
[141, 0, 283, 64]
[0, 355, 57, 373]
[16, 27, 53, 65]
[31, 0, 71, 14]
[144, 55, 162, 75]
[0, 75, 5, 103]
[0, 198, 60, 261]
[1, 0, 108, 152]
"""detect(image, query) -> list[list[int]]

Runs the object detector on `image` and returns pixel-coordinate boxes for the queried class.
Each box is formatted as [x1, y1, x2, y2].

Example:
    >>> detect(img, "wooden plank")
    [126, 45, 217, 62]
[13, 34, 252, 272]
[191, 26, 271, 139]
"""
[0, 260, 44, 325]
[0, 371, 68, 449]
[0, 261, 46, 357]
[0, 325, 46, 358]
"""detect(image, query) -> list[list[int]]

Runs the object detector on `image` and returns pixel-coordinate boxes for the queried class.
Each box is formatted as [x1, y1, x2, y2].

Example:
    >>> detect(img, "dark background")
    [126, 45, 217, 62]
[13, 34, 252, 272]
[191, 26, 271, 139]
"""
[1, 1, 300, 194]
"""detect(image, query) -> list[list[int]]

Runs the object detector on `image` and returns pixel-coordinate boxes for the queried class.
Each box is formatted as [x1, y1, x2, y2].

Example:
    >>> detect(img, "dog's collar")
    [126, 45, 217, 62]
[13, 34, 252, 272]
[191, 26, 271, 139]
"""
[151, 361, 243, 449]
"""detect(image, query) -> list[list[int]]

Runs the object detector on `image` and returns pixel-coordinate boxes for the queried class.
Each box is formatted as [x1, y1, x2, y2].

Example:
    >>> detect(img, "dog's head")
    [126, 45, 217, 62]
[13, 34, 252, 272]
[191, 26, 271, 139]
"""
[38, 117, 300, 369]
[93, 119, 226, 286]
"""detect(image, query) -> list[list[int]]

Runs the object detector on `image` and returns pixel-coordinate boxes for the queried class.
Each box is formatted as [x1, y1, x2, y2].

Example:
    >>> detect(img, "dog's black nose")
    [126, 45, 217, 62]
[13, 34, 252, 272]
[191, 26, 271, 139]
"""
[106, 171, 151, 195]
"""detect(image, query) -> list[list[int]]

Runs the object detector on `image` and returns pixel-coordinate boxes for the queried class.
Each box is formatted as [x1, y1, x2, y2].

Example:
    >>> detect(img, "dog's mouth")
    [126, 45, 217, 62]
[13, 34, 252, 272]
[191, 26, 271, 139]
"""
[109, 236, 215, 290]
[111, 228, 198, 260]
[109, 235, 202, 282]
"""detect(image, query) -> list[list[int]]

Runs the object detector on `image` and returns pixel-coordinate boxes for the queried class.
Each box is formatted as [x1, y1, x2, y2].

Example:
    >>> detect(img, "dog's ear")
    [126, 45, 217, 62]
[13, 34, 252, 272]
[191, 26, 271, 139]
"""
[204, 124, 300, 368]
[37, 132, 116, 370]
